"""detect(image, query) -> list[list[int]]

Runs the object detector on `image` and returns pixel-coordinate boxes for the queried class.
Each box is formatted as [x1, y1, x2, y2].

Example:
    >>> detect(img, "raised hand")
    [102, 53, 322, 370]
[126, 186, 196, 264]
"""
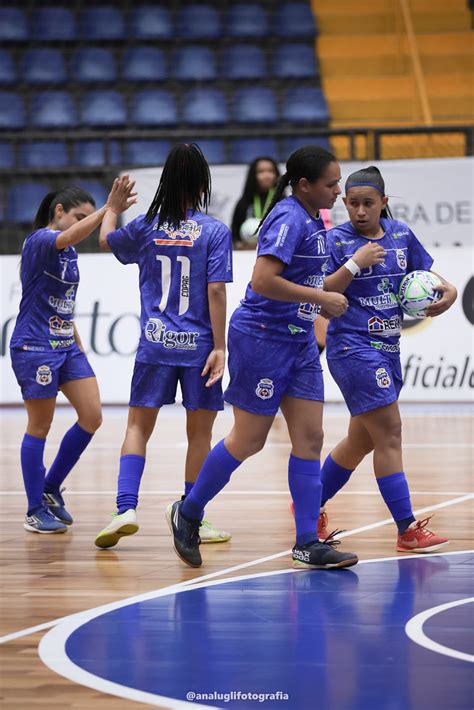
[353, 242, 386, 269]
[106, 175, 138, 215]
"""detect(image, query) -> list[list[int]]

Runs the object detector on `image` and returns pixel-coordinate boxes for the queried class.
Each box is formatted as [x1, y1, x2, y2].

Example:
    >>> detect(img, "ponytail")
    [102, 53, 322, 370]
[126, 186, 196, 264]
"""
[33, 192, 58, 229]
[257, 172, 290, 230]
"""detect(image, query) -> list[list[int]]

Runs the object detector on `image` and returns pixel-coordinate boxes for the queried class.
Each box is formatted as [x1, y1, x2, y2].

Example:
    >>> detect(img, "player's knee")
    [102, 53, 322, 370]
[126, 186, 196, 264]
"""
[187, 427, 212, 449]
[79, 409, 102, 433]
[28, 421, 52, 439]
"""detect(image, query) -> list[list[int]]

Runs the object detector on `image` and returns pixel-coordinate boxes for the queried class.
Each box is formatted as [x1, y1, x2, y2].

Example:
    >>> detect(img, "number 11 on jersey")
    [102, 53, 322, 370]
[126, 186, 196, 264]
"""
[156, 255, 190, 316]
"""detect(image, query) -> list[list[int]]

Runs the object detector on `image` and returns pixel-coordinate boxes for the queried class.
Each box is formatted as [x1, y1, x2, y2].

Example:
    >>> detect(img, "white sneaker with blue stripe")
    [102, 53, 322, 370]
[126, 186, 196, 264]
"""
[24, 506, 68, 534]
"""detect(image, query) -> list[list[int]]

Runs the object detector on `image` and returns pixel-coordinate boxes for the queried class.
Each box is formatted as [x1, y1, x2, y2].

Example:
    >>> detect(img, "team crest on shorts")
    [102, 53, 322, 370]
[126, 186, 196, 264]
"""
[375, 367, 391, 389]
[36, 365, 52, 386]
[256, 378, 274, 400]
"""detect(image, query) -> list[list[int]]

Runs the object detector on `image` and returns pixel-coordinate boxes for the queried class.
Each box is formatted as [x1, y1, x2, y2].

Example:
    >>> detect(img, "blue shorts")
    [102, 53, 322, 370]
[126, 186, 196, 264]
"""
[129, 360, 224, 411]
[10, 345, 95, 400]
[328, 350, 403, 417]
[224, 326, 324, 416]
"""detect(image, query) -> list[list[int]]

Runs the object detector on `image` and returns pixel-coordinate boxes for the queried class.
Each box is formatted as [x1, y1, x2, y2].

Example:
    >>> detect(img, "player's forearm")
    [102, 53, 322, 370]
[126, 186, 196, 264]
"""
[56, 206, 107, 250]
[99, 209, 118, 251]
[324, 267, 354, 294]
[207, 282, 227, 350]
[252, 271, 328, 306]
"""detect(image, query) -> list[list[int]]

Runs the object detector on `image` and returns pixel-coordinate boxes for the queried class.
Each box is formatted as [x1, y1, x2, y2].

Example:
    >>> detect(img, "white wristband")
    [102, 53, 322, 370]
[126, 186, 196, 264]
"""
[344, 258, 360, 276]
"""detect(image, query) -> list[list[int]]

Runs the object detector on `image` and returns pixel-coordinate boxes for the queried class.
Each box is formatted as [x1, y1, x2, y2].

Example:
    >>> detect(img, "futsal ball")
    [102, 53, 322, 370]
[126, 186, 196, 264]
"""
[398, 270, 442, 318]
[239, 217, 260, 245]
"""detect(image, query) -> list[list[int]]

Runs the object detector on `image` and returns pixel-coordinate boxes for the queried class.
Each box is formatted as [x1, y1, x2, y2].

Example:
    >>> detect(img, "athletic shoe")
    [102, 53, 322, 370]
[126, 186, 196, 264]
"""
[199, 518, 231, 543]
[397, 517, 449, 553]
[292, 531, 358, 570]
[94, 509, 139, 549]
[43, 487, 73, 525]
[166, 500, 202, 567]
[289, 500, 328, 539]
[24, 506, 68, 534]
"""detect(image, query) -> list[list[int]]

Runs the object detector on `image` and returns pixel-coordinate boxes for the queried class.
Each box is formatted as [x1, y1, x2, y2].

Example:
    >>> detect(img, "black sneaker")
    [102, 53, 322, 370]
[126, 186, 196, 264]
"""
[292, 530, 358, 570]
[166, 500, 202, 568]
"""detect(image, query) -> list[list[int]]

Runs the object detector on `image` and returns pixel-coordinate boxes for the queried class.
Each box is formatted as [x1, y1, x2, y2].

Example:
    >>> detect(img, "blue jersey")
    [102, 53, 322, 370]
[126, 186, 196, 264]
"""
[326, 219, 434, 358]
[107, 210, 233, 366]
[10, 229, 79, 353]
[231, 196, 329, 341]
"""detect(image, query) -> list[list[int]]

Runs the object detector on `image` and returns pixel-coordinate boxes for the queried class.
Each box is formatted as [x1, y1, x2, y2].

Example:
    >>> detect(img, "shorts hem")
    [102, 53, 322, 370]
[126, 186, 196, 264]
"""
[224, 395, 278, 417]
[129, 398, 176, 409]
[351, 395, 399, 417]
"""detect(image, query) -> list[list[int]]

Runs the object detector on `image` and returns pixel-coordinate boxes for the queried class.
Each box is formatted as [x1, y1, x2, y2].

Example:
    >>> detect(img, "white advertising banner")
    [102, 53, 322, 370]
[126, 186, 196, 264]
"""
[1, 248, 472, 404]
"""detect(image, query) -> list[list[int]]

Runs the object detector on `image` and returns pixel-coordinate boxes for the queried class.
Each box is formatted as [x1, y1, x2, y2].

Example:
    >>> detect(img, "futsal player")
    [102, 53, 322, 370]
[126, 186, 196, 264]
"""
[10, 177, 136, 532]
[168, 145, 359, 570]
[95, 144, 233, 548]
[319, 165, 457, 552]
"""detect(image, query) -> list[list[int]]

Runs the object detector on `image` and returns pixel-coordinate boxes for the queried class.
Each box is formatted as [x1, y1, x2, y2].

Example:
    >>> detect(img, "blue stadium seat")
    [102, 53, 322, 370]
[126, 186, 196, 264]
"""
[7, 182, 51, 224]
[282, 136, 331, 160]
[231, 138, 278, 164]
[80, 7, 124, 40]
[221, 45, 266, 80]
[122, 48, 167, 82]
[189, 139, 226, 164]
[81, 91, 126, 127]
[124, 140, 171, 167]
[273, 45, 319, 79]
[0, 142, 14, 169]
[273, 3, 317, 38]
[20, 142, 69, 168]
[132, 90, 177, 126]
[227, 5, 268, 39]
[32, 7, 77, 41]
[72, 48, 117, 83]
[282, 88, 329, 123]
[182, 89, 228, 125]
[77, 181, 109, 209]
[0, 92, 26, 129]
[21, 49, 67, 85]
[31, 91, 77, 128]
[177, 5, 220, 40]
[0, 51, 16, 85]
[130, 6, 172, 39]
[0, 8, 28, 41]
[233, 87, 278, 124]
[173, 47, 217, 81]
[73, 140, 121, 167]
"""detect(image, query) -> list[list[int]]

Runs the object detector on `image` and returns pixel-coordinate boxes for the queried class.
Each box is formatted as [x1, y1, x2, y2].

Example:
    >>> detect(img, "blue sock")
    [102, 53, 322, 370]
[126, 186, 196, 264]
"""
[181, 440, 241, 520]
[116, 454, 146, 513]
[377, 471, 415, 534]
[320, 454, 354, 506]
[288, 454, 322, 546]
[184, 481, 194, 498]
[21, 433, 46, 515]
[44, 423, 93, 492]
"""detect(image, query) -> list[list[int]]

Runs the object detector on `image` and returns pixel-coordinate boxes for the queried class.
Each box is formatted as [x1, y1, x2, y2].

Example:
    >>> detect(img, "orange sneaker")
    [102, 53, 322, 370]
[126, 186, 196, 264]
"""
[289, 501, 328, 539]
[397, 516, 449, 553]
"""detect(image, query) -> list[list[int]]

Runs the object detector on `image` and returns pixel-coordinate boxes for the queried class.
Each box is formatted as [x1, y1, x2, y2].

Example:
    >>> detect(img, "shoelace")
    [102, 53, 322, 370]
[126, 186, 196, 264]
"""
[321, 529, 345, 547]
[413, 516, 436, 537]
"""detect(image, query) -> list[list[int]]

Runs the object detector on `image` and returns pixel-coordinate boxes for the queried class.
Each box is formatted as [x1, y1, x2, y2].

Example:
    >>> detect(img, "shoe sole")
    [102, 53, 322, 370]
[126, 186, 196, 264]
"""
[397, 540, 449, 554]
[200, 534, 231, 544]
[23, 523, 67, 534]
[292, 556, 358, 570]
[94, 523, 139, 549]
[165, 506, 202, 568]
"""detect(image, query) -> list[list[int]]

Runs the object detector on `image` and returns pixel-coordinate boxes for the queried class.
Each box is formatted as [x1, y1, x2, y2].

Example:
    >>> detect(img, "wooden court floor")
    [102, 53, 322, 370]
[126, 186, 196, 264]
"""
[0, 402, 472, 709]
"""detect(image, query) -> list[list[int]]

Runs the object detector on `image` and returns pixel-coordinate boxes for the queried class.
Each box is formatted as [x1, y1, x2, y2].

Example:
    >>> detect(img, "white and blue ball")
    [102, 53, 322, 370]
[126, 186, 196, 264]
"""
[398, 270, 442, 318]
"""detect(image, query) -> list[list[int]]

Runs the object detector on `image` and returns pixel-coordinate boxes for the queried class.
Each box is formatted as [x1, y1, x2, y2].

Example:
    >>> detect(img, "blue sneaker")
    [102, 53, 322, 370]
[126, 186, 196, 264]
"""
[43, 487, 73, 525]
[24, 506, 68, 534]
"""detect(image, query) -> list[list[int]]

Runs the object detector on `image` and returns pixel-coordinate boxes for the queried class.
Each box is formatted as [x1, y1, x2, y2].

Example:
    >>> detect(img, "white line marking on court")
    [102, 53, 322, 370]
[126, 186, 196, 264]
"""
[2, 441, 473, 450]
[406, 597, 474, 663]
[0, 490, 471, 497]
[37, 550, 474, 709]
[1, 493, 471, 646]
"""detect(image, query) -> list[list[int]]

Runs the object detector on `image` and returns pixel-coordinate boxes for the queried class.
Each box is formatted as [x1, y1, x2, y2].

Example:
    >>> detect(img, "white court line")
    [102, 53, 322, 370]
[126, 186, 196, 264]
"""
[406, 597, 474, 663]
[1, 490, 471, 497]
[1, 441, 473, 450]
[37, 550, 474, 710]
[1, 493, 472, 646]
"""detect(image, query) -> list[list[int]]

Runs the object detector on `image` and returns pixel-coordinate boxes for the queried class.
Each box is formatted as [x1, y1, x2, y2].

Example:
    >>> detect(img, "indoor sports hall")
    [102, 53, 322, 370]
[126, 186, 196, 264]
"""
[0, 2, 473, 709]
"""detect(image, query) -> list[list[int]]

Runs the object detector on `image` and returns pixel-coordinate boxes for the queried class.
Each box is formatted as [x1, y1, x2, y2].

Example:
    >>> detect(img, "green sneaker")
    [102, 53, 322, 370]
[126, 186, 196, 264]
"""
[94, 509, 139, 549]
[199, 518, 231, 543]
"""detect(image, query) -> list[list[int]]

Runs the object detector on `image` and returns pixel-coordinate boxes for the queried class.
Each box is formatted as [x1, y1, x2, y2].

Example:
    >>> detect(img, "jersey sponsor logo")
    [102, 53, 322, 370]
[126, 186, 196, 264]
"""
[36, 364, 52, 386]
[375, 367, 391, 388]
[153, 219, 202, 247]
[145, 318, 199, 350]
[396, 249, 407, 270]
[358, 278, 398, 311]
[367, 314, 402, 337]
[21, 344, 45, 352]
[48, 285, 76, 315]
[288, 324, 305, 335]
[255, 378, 274, 400]
[48, 316, 74, 338]
[392, 230, 409, 238]
[297, 274, 324, 322]
[335, 239, 355, 246]
[370, 340, 400, 353]
[275, 223, 289, 248]
[49, 337, 75, 350]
